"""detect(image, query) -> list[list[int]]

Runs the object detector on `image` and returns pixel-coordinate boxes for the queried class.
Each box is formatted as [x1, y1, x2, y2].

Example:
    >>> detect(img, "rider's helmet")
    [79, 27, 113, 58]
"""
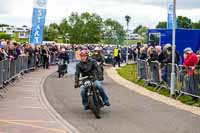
[80, 50, 89, 57]
[94, 47, 101, 51]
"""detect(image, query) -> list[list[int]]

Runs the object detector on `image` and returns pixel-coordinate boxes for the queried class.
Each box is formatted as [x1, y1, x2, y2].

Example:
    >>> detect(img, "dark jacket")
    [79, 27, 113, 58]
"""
[58, 52, 69, 64]
[0, 52, 4, 61]
[92, 53, 104, 65]
[139, 53, 147, 60]
[75, 59, 103, 84]
[149, 52, 158, 62]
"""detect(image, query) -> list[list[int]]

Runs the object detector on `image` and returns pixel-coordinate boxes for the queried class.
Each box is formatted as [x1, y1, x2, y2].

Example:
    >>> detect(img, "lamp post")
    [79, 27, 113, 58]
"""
[125, 15, 131, 64]
[170, 0, 176, 96]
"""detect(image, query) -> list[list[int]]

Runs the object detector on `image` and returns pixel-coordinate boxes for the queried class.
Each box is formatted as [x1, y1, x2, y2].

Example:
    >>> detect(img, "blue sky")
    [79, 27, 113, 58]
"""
[0, 0, 200, 29]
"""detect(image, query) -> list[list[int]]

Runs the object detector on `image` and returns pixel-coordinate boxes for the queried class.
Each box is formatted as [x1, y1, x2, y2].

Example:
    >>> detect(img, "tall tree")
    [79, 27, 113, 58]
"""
[59, 19, 71, 43]
[192, 21, 200, 29]
[134, 25, 148, 43]
[177, 16, 192, 29]
[134, 25, 143, 33]
[156, 22, 167, 28]
[103, 19, 125, 44]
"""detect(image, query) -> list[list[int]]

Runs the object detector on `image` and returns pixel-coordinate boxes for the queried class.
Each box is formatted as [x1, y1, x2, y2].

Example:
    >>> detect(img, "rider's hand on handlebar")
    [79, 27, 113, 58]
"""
[74, 83, 79, 88]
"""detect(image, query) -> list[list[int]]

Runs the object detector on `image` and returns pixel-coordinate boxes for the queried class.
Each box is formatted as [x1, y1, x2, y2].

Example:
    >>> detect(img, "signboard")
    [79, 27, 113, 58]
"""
[167, 1, 177, 29]
[30, 0, 48, 45]
[19, 32, 28, 39]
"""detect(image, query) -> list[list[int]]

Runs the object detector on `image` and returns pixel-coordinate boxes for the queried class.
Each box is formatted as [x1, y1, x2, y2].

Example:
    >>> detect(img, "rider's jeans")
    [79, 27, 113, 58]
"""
[80, 80, 109, 107]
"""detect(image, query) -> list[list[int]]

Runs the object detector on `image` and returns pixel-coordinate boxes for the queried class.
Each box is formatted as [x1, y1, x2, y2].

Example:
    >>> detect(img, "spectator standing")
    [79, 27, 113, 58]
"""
[183, 47, 199, 96]
[42, 45, 49, 69]
[133, 47, 138, 62]
[139, 46, 147, 60]
[7, 41, 17, 60]
[113, 46, 121, 67]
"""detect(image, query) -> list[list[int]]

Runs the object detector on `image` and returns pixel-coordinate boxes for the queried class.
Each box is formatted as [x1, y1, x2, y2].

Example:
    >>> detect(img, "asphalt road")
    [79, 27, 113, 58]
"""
[43, 64, 200, 133]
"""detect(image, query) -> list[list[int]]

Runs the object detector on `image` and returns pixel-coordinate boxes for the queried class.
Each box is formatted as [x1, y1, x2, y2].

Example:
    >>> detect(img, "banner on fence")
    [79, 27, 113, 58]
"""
[30, 0, 48, 45]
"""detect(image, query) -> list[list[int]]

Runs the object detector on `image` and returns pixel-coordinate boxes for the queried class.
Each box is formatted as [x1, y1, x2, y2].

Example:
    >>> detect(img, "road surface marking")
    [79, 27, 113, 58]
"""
[0, 120, 56, 123]
[0, 120, 67, 133]
[23, 97, 38, 99]
[20, 106, 45, 109]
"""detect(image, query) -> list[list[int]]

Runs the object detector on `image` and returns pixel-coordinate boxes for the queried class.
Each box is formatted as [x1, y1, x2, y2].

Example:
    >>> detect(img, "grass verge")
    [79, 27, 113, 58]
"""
[117, 64, 200, 107]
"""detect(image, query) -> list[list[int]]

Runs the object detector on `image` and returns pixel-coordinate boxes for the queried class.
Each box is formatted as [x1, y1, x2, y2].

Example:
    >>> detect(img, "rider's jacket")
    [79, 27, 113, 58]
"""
[92, 53, 104, 65]
[75, 58, 103, 85]
[58, 52, 69, 64]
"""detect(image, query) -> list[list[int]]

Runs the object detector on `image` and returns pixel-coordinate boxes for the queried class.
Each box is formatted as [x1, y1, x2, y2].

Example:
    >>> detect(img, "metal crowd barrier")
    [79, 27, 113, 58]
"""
[136, 60, 200, 99]
[49, 52, 58, 65]
[2, 60, 10, 83]
[68, 51, 76, 62]
[137, 59, 149, 83]
[0, 55, 35, 98]
[166, 63, 179, 90]
[9, 59, 17, 79]
[0, 62, 3, 88]
[177, 66, 200, 99]
[148, 61, 162, 89]
[28, 56, 36, 70]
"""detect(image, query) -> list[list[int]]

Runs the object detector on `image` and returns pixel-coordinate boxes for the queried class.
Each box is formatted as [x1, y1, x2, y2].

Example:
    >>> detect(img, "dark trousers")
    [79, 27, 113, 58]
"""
[113, 57, 120, 67]
[43, 56, 49, 69]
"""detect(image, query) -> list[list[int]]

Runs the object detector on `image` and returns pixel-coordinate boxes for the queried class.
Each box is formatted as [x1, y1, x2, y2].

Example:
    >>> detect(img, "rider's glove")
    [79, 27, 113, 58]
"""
[74, 82, 79, 88]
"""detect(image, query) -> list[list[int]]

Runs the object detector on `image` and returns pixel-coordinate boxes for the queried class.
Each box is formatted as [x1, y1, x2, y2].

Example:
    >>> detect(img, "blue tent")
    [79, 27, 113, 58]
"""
[147, 29, 200, 63]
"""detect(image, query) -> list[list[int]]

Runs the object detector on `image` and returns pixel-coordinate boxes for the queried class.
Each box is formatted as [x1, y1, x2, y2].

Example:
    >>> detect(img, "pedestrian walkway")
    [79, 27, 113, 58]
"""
[0, 67, 69, 133]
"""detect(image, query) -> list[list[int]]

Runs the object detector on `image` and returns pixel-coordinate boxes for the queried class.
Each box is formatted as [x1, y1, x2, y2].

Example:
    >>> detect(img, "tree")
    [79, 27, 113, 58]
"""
[156, 22, 167, 28]
[103, 19, 125, 44]
[80, 12, 103, 44]
[0, 24, 9, 27]
[134, 25, 148, 43]
[177, 16, 192, 29]
[59, 19, 71, 43]
[0, 33, 11, 40]
[134, 25, 143, 33]
[192, 21, 200, 29]
[42, 12, 126, 44]
[66, 12, 103, 44]
[43, 24, 59, 41]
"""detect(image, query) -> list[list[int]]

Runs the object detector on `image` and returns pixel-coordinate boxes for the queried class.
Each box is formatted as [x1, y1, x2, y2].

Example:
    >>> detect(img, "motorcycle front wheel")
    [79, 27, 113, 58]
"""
[88, 95, 101, 119]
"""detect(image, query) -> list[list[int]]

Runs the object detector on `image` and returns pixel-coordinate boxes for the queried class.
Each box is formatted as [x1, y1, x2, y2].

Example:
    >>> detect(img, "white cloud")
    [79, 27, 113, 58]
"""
[0, 0, 200, 29]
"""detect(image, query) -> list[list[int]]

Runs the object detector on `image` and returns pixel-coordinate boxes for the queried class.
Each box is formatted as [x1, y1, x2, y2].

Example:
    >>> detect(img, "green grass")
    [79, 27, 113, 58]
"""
[117, 64, 200, 107]
[123, 40, 142, 45]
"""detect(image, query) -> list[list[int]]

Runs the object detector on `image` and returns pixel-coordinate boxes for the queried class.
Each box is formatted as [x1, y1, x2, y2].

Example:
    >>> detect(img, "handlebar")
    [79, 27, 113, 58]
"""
[79, 76, 94, 81]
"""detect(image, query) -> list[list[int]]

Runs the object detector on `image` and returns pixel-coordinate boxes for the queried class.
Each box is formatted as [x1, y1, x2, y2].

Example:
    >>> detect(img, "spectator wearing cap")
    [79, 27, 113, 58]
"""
[183, 47, 199, 96]
[183, 47, 198, 68]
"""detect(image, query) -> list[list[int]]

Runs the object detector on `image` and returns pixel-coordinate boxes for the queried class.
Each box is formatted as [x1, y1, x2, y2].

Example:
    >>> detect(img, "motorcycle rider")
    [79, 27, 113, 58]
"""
[74, 50, 110, 110]
[92, 47, 104, 80]
[58, 48, 69, 74]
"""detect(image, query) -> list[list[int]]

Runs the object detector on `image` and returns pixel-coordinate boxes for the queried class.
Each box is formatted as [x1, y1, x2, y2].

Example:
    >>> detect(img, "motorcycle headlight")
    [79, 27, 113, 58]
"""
[84, 80, 92, 87]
